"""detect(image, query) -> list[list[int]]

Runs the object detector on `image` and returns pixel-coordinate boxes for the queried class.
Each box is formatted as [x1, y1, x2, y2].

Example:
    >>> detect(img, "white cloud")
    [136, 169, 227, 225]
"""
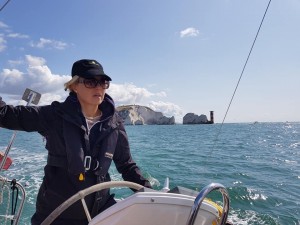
[0, 68, 24, 86]
[8, 59, 23, 66]
[0, 21, 9, 29]
[107, 83, 182, 122]
[37, 92, 66, 105]
[0, 22, 28, 53]
[30, 38, 68, 50]
[180, 27, 200, 38]
[24, 55, 70, 92]
[148, 101, 183, 118]
[0, 55, 70, 95]
[7, 33, 29, 39]
[0, 35, 7, 52]
[107, 83, 166, 105]
[26, 55, 46, 66]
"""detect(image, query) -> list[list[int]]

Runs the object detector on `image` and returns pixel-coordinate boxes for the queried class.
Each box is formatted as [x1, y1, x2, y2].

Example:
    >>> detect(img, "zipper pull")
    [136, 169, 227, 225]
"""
[79, 173, 85, 181]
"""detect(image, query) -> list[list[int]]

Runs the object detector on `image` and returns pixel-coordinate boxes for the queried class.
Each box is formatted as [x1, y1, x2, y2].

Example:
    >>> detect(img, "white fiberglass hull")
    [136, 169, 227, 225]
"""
[89, 191, 222, 225]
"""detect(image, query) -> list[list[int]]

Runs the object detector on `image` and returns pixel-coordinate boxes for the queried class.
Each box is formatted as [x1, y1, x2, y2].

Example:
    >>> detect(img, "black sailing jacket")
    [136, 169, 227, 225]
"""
[0, 92, 151, 220]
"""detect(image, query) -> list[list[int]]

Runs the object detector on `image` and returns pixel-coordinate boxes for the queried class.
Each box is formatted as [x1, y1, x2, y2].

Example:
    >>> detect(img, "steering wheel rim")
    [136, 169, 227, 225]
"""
[40, 181, 144, 225]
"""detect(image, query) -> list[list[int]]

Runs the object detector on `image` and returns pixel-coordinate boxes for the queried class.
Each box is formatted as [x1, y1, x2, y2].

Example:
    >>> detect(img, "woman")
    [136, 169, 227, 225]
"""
[0, 59, 151, 225]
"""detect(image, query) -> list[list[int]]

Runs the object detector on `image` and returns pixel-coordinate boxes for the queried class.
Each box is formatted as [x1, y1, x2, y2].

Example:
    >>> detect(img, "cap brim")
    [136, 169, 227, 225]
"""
[101, 74, 112, 81]
[78, 69, 112, 81]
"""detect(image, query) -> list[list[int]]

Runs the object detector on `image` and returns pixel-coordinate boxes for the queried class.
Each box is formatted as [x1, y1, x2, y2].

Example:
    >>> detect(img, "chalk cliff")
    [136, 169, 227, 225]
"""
[116, 105, 175, 125]
[183, 113, 209, 124]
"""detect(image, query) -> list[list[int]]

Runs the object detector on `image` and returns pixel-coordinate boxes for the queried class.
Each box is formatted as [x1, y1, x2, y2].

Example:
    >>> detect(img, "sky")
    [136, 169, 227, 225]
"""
[0, 0, 299, 123]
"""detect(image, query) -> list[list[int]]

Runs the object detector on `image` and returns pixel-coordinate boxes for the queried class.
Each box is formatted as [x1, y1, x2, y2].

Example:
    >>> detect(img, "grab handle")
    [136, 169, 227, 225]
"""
[186, 183, 230, 225]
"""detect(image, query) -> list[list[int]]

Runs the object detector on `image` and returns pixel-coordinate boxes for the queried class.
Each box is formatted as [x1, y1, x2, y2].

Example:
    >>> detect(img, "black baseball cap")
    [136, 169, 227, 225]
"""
[71, 59, 112, 81]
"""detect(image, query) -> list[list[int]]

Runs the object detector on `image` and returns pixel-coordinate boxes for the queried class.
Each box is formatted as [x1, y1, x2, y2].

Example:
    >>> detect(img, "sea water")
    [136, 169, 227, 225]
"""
[0, 122, 299, 225]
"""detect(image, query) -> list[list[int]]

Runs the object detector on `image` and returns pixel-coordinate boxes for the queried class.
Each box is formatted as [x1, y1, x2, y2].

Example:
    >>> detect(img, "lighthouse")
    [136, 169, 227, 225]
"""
[210, 111, 214, 124]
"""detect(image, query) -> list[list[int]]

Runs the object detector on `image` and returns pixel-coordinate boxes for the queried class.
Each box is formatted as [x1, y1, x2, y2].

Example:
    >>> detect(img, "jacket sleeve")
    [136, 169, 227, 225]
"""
[113, 125, 152, 188]
[0, 104, 50, 132]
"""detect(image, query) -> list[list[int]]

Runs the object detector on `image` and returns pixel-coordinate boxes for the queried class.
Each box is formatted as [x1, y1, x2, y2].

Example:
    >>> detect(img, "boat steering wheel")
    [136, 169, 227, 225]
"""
[40, 181, 144, 225]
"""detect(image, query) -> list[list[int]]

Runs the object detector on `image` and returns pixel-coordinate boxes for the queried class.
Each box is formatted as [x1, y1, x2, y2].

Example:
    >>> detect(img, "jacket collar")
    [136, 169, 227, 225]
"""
[52, 92, 117, 127]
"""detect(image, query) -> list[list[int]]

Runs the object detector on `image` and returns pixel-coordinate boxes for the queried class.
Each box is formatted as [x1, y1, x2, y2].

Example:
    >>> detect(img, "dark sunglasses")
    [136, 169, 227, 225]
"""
[77, 78, 110, 89]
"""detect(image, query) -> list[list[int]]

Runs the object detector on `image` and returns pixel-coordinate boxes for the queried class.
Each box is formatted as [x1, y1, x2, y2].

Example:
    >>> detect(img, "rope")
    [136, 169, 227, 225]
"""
[210, 0, 272, 152]
[0, 0, 12, 12]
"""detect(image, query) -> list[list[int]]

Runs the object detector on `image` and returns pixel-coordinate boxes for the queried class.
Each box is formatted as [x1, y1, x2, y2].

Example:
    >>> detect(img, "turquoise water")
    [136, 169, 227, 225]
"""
[1, 122, 299, 224]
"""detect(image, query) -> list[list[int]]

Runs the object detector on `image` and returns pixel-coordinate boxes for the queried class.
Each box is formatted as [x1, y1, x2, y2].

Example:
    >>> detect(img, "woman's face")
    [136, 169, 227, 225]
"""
[72, 77, 109, 107]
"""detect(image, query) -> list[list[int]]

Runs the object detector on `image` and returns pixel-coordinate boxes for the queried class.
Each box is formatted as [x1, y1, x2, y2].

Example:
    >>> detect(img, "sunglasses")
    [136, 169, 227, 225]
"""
[77, 78, 110, 89]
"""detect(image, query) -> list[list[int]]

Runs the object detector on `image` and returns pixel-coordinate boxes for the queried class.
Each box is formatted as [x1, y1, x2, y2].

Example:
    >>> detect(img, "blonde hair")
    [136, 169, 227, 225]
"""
[64, 75, 80, 91]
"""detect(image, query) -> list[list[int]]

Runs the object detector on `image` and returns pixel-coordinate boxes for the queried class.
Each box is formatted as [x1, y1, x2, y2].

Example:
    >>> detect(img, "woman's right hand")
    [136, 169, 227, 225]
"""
[0, 96, 6, 107]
